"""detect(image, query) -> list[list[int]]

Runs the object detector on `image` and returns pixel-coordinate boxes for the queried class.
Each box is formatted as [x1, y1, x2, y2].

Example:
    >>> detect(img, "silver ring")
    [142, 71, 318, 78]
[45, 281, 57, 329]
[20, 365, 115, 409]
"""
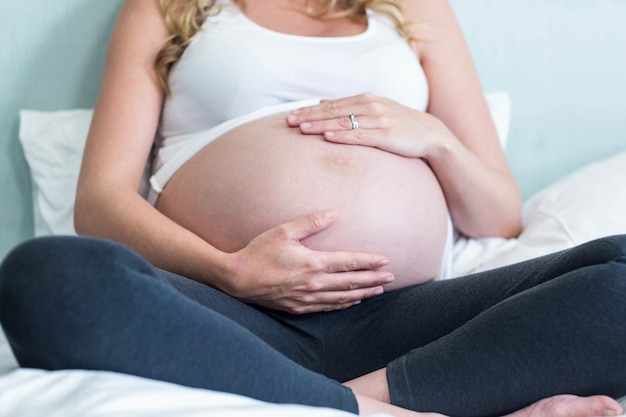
[348, 112, 359, 130]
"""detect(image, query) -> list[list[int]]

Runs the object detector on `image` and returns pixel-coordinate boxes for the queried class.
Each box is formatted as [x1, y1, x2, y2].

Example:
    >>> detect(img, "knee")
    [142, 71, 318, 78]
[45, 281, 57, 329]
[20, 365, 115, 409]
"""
[591, 234, 626, 292]
[578, 237, 626, 302]
[1, 236, 118, 292]
[0, 237, 75, 310]
[0, 236, 149, 368]
[0, 236, 139, 336]
[581, 234, 626, 259]
[595, 234, 626, 256]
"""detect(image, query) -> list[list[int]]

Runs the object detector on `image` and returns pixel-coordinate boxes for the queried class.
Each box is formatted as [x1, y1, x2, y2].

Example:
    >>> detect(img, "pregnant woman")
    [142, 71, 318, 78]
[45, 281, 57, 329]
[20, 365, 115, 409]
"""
[1, 1, 625, 416]
[80, 0, 523, 309]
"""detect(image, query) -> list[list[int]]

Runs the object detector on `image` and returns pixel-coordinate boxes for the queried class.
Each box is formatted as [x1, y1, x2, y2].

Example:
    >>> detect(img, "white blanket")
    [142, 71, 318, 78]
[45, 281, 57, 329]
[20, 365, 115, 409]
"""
[0, 368, 375, 417]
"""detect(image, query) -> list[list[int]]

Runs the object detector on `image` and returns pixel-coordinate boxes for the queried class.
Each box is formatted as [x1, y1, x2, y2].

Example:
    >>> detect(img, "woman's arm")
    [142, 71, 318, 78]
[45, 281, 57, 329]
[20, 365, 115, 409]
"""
[75, 0, 220, 280]
[75, 0, 391, 313]
[405, 0, 522, 238]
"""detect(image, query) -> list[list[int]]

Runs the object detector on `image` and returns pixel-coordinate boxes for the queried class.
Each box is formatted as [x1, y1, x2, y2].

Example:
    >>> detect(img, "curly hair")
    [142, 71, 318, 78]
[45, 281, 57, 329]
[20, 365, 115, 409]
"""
[154, 0, 413, 93]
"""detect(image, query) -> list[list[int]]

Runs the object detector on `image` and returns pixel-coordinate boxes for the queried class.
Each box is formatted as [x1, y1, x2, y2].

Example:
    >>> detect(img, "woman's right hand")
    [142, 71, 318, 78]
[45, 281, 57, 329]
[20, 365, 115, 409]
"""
[220, 210, 394, 314]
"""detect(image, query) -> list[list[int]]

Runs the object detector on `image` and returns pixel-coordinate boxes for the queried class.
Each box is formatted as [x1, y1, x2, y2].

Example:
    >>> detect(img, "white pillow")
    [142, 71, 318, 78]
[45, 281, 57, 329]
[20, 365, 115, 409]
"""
[19, 109, 93, 237]
[483, 90, 511, 148]
[19, 92, 512, 237]
[500, 149, 626, 265]
[452, 150, 626, 275]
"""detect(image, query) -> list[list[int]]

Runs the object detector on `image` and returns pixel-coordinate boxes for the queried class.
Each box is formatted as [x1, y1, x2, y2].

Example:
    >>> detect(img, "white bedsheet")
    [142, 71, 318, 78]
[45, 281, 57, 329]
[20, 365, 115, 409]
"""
[1, 342, 624, 416]
[0, 330, 382, 417]
[0, 368, 381, 417]
[0, 329, 16, 376]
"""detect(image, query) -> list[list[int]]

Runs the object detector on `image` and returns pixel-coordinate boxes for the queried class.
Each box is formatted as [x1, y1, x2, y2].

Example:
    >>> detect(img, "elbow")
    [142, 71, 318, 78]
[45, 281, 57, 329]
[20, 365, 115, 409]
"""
[73, 193, 90, 236]
[483, 200, 523, 239]
[485, 183, 523, 239]
[454, 201, 522, 240]
[491, 203, 523, 239]
[499, 212, 523, 239]
[502, 190, 524, 239]
[74, 189, 101, 237]
[463, 217, 521, 240]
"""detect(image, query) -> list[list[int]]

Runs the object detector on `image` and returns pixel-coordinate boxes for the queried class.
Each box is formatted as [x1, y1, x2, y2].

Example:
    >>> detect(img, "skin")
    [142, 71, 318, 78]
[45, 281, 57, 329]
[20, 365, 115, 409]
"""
[73, 0, 622, 415]
[155, 111, 450, 292]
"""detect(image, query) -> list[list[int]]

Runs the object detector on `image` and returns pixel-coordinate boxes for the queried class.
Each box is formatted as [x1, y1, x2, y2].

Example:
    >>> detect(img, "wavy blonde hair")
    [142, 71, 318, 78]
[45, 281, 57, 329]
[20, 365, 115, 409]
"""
[155, 0, 413, 93]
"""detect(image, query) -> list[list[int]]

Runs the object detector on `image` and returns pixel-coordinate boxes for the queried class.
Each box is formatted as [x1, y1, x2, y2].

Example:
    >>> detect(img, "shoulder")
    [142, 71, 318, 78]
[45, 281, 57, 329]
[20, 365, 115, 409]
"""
[120, 0, 165, 20]
[111, 0, 169, 59]
[402, 0, 456, 27]
[115, 0, 169, 39]
[402, 0, 461, 55]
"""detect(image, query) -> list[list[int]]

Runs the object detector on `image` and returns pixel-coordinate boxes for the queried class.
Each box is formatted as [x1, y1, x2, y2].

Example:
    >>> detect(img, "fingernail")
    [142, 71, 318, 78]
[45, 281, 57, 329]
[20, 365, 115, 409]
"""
[287, 115, 299, 123]
[325, 131, 335, 138]
[300, 122, 312, 129]
[383, 274, 394, 283]
[324, 210, 338, 219]
[374, 287, 384, 295]
[604, 408, 623, 416]
[378, 259, 389, 267]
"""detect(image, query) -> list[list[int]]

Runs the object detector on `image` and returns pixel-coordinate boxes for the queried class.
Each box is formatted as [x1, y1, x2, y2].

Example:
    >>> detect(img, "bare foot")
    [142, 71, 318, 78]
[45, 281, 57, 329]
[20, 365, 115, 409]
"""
[506, 394, 624, 417]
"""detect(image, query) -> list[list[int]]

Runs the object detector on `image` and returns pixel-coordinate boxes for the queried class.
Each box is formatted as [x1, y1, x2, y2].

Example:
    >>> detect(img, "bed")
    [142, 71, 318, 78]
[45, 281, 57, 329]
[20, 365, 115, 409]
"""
[1, 1, 626, 415]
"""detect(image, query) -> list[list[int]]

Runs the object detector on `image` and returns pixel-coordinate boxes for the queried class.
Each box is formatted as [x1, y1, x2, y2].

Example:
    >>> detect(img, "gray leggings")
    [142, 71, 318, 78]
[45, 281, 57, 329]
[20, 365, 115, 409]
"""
[1, 235, 625, 417]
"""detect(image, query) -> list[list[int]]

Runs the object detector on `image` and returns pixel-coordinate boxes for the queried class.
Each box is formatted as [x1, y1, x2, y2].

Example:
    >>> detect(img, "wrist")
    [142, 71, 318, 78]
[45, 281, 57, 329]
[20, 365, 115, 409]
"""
[209, 250, 243, 296]
[423, 129, 457, 165]
[179, 243, 238, 295]
[416, 113, 458, 162]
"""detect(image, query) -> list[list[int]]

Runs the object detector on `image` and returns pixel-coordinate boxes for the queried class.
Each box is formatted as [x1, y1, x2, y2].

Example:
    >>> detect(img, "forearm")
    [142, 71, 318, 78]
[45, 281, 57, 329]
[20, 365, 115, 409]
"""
[75, 188, 392, 314]
[425, 136, 522, 239]
[74, 188, 230, 288]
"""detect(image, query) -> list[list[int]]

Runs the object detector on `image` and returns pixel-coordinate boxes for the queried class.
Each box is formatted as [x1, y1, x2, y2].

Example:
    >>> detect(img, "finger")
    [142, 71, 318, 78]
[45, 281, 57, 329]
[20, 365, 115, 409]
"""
[289, 302, 356, 314]
[310, 96, 364, 118]
[323, 126, 381, 147]
[286, 95, 369, 125]
[325, 128, 415, 157]
[281, 210, 340, 241]
[289, 288, 385, 314]
[311, 250, 390, 274]
[298, 114, 365, 134]
[287, 107, 363, 127]
[320, 269, 394, 291]
[305, 286, 387, 310]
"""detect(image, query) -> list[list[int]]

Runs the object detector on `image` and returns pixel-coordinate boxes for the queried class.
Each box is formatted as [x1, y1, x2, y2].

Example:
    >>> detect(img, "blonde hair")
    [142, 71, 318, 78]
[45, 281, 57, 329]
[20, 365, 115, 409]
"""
[155, 0, 413, 93]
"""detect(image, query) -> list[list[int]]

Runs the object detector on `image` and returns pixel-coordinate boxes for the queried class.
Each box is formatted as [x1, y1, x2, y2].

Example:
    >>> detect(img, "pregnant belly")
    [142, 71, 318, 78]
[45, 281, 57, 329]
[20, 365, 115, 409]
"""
[156, 112, 450, 290]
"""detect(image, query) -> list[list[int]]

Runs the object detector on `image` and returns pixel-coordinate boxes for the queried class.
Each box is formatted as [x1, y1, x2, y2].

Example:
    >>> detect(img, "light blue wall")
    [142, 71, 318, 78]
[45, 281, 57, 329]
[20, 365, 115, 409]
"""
[1, 0, 625, 260]
[0, 1, 124, 259]
[453, 0, 626, 198]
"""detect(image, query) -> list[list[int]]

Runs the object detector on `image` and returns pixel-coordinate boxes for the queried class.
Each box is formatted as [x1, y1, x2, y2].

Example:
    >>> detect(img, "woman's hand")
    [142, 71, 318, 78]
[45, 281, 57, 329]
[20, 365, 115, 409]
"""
[221, 210, 394, 314]
[286, 92, 453, 159]
[287, 92, 522, 239]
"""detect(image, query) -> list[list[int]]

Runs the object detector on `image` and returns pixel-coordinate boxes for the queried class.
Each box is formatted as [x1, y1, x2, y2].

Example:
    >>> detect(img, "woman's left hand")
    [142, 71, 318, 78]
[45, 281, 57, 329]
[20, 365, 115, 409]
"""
[286, 92, 453, 159]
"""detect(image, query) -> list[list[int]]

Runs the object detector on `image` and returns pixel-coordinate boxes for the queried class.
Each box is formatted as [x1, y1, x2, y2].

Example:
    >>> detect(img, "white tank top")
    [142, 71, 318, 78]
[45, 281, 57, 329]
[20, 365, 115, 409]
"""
[152, 4, 430, 196]
[159, 2, 429, 140]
